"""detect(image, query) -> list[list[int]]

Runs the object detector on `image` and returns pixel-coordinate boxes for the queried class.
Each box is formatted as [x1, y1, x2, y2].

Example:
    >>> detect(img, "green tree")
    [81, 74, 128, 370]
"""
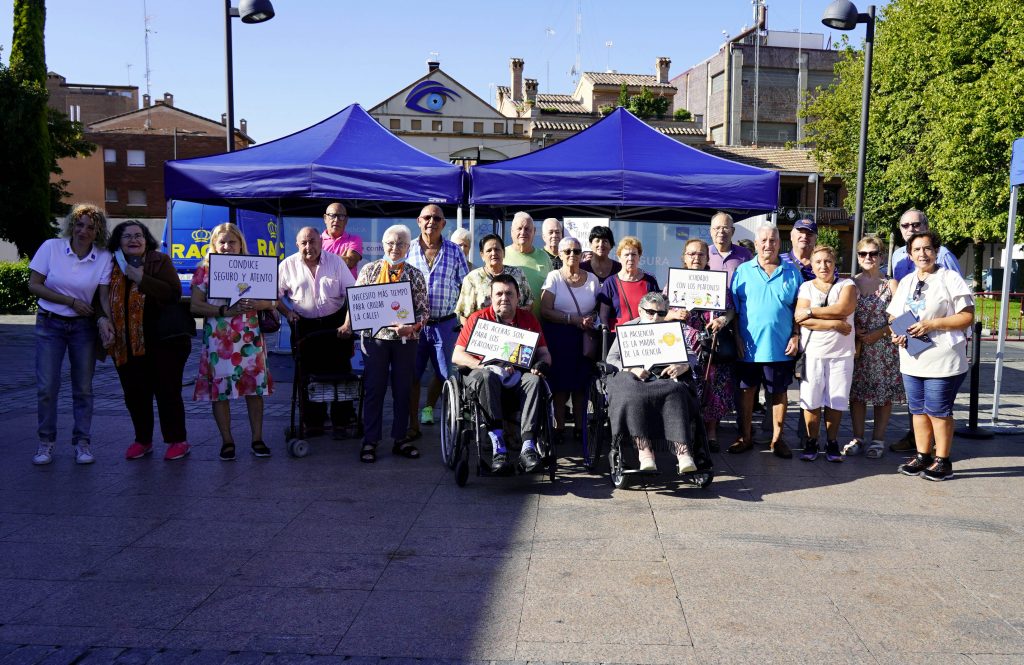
[616, 82, 629, 108]
[801, 0, 1024, 258]
[628, 86, 667, 119]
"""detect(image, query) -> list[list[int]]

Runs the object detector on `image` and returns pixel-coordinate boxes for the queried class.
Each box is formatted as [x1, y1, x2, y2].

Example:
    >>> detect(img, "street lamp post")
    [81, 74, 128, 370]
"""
[821, 0, 875, 271]
[224, 0, 275, 152]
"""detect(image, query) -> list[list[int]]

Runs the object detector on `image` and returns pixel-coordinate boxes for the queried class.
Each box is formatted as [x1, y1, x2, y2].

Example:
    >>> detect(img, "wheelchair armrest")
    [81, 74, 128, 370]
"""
[595, 361, 618, 377]
[454, 364, 473, 377]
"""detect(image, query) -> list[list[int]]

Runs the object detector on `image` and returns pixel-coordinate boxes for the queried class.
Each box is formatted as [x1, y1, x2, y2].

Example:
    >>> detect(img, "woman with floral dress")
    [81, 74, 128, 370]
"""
[846, 236, 905, 459]
[190, 223, 275, 461]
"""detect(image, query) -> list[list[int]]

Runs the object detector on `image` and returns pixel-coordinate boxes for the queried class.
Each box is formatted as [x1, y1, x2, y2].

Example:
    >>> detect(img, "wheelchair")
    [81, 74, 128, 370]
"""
[283, 324, 364, 458]
[440, 364, 557, 487]
[583, 361, 714, 490]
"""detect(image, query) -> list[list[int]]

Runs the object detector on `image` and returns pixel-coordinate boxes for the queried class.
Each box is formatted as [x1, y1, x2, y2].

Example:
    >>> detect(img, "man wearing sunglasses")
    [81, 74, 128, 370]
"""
[321, 202, 364, 277]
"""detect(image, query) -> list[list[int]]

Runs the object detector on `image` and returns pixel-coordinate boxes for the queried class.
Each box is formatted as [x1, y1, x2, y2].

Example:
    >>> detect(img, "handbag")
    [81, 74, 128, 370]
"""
[794, 281, 836, 381]
[563, 272, 599, 360]
[710, 320, 738, 364]
[258, 308, 281, 334]
[156, 301, 197, 340]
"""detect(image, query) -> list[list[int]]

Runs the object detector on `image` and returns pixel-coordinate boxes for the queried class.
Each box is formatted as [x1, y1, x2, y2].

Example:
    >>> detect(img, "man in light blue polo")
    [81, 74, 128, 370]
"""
[729, 223, 802, 459]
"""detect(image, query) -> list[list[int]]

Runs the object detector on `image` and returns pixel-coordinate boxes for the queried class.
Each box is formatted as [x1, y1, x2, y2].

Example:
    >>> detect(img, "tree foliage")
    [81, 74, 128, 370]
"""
[617, 82, 629, 108]
[627, 86, 670, 119]
[801, 0, 1024, 251]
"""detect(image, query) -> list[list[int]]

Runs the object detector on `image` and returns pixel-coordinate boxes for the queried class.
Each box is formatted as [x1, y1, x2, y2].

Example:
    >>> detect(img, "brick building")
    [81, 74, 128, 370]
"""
[45, 72, 138, 126]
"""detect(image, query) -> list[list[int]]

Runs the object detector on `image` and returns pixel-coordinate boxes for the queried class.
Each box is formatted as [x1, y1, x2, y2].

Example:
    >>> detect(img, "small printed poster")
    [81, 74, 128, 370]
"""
[466, 318, 540, 369]
[667, 268, 728, 311]
[616, 321, 689, 370]
[207, 254, 279, 305]
[346, 282, 416, 336]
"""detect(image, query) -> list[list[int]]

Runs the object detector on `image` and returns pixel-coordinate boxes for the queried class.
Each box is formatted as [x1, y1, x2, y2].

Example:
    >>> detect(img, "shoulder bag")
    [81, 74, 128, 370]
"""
[563, 272, 599, 360]
[794, 281, 836, 381]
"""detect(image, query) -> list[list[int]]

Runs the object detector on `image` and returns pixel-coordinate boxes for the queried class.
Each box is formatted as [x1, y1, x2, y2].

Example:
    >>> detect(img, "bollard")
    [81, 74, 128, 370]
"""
[956, 320, 993, 439]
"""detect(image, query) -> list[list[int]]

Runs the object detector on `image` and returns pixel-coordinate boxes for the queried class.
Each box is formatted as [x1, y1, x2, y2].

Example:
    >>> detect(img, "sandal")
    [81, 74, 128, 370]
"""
[865, 440, 885, 459]
[360, 443, 378, 463]
[399, 428, 423, 443]
[392, 440, 420, 459]
[842, 438, 863, 456]
[219, 442, 236, 461]
[251, 440, 271, 458]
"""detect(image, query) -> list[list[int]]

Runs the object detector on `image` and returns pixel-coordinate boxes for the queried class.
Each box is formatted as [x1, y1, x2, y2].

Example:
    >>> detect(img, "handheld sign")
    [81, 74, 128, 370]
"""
[617, 321, 689, 371]
[667, 268, 728, 311]
[208, 254, 279, 306]
[347, 282, 416, 336]
[466, 319, 540, 369]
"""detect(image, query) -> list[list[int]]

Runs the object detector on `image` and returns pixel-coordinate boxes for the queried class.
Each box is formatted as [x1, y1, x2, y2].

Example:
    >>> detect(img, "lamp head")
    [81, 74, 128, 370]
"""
[239, 0, 275, 23]
[821, 0, 860, 30]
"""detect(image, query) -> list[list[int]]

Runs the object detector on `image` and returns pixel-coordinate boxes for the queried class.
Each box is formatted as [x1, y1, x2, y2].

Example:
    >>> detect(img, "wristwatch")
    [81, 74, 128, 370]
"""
[805, 308, 813, 318]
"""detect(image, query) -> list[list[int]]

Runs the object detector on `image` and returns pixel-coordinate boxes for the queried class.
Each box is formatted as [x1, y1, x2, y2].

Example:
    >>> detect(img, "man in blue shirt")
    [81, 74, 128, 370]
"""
[729, 223, 803, 459]
[781, 218, 839, 281]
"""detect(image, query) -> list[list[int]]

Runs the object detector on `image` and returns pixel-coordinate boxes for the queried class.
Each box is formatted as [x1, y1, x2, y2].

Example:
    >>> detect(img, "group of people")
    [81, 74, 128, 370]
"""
[28, 201, 974, 482]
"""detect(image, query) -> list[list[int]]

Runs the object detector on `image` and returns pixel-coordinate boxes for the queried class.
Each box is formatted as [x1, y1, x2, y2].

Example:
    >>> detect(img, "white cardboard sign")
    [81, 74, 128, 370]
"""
[207, 254, 279, 305]
[667, 268, 728, 311]
[616, 321, 689, 370]
[466, 318, 540, 369]
[346, 282, 416, 336]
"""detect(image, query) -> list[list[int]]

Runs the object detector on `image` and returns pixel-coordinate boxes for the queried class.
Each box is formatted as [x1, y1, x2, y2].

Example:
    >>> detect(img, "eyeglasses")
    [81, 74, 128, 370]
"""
[122, 233, 145, 241]
[383, 241, 409, 248]
[900, 222, 924, 230]
[684, 251, 706, 258]
[325, 212, 348, 220]
[419, 215, 443, 222]
[857, 250, 879, 258]
[913, 280, 926, 301]
[641, 308, 668, 317]
[562, 248, 582, 255]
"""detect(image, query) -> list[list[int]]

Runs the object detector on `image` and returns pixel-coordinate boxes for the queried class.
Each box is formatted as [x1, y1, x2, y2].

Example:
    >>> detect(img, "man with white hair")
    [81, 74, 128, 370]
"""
[541, 217, 564, 270]
[504, 211, 553, 317]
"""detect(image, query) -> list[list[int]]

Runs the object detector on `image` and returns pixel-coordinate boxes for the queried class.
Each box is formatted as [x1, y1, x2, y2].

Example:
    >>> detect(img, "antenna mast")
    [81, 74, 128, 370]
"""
[571, 0, 582, 86]
[143, 0, 154, 128]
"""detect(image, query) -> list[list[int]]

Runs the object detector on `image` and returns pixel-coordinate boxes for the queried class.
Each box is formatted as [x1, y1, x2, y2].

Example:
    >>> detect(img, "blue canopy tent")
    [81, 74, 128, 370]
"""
[164, 103, 465, 217]
[470, 107, 779, 221]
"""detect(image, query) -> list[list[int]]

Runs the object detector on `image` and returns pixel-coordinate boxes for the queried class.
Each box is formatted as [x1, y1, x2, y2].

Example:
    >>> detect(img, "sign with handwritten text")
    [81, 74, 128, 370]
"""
[207, 254, 279, 305]
[346, 282, 415, 336]
[617, 321, 689, 370]
[466, 319, 540, 369]
[667, 268, 728, 311]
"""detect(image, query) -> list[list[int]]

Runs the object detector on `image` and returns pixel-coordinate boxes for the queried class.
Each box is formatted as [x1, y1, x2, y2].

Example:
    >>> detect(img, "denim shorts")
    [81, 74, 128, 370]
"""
[902, 372, 967, 418]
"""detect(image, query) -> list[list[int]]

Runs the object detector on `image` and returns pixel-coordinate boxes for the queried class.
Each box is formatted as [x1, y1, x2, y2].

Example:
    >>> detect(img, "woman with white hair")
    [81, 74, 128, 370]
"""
[343, 225, 430, 463]
[450, 228, 473, 269]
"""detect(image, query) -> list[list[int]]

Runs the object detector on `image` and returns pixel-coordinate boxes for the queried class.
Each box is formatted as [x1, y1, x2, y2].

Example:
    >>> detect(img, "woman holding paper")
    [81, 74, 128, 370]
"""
[597, 236, 660, 333]
[190, 222, 275, 461]
[342, 225, 430, 463]
[887, 230, 974, 481]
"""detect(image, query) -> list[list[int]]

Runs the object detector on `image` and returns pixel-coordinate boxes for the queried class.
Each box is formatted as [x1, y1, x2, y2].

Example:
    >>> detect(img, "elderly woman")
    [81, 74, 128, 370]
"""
[450, 228, 473, 269]
[342, 225, 430, 463]
[606, 292, 697, 474]
[98, 221, 192, 461]
[454, 233, 532, 322]
[580, 225, 621, 287]
[847, 236, 904, 458]
[540, 235, 600, 440]
[669, 239, 736, 452]
[190, 223, 275, 461]
[28, 204, 113, 465]
[887, 230, 974, 481]
[794, 245, 858, 462]
[597, 236, 660, 333]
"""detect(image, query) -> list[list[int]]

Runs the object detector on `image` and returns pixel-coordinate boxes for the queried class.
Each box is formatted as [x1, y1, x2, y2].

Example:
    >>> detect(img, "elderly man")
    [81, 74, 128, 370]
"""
[504, 211, 553, 317]
[707, 212, 752, 284]
[729, 223, 803, 458]
[780, 218, 828, 282]
[453, 274, 552, 474]
[405, 204, 470, 435]
[541, 217, 564, 270]
[321, 202, 363, 277]
[278, 227, 356, 436]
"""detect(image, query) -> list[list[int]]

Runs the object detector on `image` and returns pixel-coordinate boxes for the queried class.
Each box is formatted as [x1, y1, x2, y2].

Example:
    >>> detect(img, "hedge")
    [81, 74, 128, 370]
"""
[0, 260, 36, 313]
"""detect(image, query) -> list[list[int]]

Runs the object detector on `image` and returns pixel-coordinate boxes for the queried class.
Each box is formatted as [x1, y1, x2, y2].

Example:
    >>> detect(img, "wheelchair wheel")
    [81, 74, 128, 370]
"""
[583, 379, 607, 472]
[691, 469, 714, 489]
[440, 377, 460, 469]
[609, 443, 629, 489]
[284, 425, 296, 440]
[455, 458, 469, 487]
[288, 439, 310, 458]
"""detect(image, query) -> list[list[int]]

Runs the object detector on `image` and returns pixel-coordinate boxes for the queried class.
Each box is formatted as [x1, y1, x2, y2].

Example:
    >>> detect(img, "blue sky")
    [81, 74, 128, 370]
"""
[1, 0, 876, 143]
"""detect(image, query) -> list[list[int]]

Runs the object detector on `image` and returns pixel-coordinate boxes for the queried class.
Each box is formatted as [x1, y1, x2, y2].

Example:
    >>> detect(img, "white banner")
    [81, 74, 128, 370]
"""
[666, 268, 728, 311]
[617, 321, 689, 370]
[466, 318, 540, 368]
[207, 254, 279, 305]
[346, 282, 416, 336]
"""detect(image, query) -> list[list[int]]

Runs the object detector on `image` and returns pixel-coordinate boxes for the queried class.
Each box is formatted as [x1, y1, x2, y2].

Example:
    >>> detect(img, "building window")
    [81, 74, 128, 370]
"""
[127, 190, 147, 206]
[104, 188, 117, 203]
[389, 118, 400, 130]
[513, 124, 524, 135]
[411, 119, 422, 130]
[710, 72, 724, 95]
[453, 121, 463, 133]
[824, 185, 841, 208]
[126, 150, 146, 167]
[432, 120, 443, 132]
[493, 123, 504, 134]
[103, 148, 116, 163]
[473, 122, 484, 133]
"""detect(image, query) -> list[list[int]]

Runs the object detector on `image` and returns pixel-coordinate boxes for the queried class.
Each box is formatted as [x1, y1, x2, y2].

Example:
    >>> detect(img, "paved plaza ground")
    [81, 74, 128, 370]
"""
[0, 314, 1022, 665]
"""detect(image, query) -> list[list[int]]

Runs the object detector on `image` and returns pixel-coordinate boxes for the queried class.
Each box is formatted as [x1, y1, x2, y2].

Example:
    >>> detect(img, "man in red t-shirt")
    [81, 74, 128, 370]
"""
[453, 274, 552, 474]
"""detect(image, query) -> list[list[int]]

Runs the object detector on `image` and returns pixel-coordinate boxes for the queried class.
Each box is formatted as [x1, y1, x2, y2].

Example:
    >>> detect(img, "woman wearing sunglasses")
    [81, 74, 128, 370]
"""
[886, 230, 974, 481]
[539, 236, 599, 441]
[846, 236, 904, 459]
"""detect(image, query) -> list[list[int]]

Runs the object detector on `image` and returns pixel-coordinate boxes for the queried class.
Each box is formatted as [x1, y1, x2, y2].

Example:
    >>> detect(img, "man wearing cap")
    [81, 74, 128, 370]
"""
[504, 211, 553, 317]
[780, 218, 836, 282]
[321, 202, 363, 278]
[541, 218, 564, 270]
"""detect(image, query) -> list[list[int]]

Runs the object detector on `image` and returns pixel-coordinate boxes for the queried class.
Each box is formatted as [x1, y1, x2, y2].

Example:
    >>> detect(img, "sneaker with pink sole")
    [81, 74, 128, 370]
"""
[164, 442, 191, 461]
[125, 442, 153, 460]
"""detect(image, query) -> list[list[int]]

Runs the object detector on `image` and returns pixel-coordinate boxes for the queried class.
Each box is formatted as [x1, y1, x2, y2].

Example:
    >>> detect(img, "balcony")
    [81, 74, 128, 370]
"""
[777, 206, 852, 225]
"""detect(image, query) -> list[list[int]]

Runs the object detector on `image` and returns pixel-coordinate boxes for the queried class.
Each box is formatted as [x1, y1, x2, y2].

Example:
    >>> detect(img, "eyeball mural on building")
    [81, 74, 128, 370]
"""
[404, 80, 461, 114]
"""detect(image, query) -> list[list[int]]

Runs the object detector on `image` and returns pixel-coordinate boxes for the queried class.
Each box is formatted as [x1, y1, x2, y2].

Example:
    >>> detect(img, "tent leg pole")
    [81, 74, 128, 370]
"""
[457, 205, 463, 230]
[991, 183, 1019, 424]
[469, 205, 476, 255]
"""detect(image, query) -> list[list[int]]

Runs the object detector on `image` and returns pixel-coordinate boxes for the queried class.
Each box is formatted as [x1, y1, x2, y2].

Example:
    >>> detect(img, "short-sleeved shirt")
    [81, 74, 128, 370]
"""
[597, 273, 661, 331]
[29, 238, 113, 317]
[731, 258, 803, 362]
[780, 251, 838, 282]
[541, 269, 599, 317]
[890, 245, 961, 281]
[278, 250, 354, 319]
[455, 307, 548, 359]
[708, 243, 753, 286]
[407, 237, 469, 319]
[454, 266, 532, 319]
[320, 230, 364, 277]
[798, 278, 857, 359]
[581, 258, 622, 288]
[503, 246, 553, 317]
[886, 267, 973, 377]
[544, 249, 563, 270]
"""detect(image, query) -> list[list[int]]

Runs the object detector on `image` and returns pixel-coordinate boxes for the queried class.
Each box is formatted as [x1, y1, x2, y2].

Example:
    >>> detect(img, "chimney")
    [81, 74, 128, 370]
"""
[510, 58, 524, 103]
[240, 119, 248, 136]
[758, 3, 767, 30]
[656, 57, 671, 84]
[524, 78, 538, 104]
[427, 59, 440, 73]
[221, 113, 227, 126]
[142, 94, 151, 108]
[162, 92, 173, 107]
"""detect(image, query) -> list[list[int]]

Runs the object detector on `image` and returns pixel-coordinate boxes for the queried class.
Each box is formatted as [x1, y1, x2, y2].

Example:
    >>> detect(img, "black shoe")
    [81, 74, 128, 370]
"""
[799, 438, 819, 462]
[825, 439, 843, 463]
[251, 440, 272, 458]
[707, 439, 719, 453]
[491, 452, 513, 474]
[518, 447, 542, 473]
[890, 429, 916, 452]
[898, 452, 933, 476]
[922, 456, 954, 481]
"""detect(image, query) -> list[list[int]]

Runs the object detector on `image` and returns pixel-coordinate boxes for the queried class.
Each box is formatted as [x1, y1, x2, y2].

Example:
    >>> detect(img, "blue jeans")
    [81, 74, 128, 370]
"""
[415, 316, 458, 382]
[35, 314, 98, 445]
[902, 372, 967, 418]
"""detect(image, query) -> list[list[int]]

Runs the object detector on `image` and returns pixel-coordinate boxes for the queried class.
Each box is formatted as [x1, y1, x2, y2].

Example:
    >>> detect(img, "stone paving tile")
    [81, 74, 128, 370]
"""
[375, 555, 529, 594]
[693, 644, 877, 665]
[230, 552, 390, 591]
[396, 526, 534, 559]
[0, 514, 163, 548]
[0, 579, 65, 623]
[132, 518, 287, 551]
[81, 546, 251, 586]
[515, 641, 699, 664]
[0, 542, 122, 581]
[523, 558, 677, 598]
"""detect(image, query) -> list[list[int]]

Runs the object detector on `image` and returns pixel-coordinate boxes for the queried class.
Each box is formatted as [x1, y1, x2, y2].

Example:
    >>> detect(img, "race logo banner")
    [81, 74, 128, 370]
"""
[208, 254, 279, 305]
[617, 321, 689, 370]
[667, 268, 728, 311]
[347, 282, 416, 336]
[466, 319, 540, 369]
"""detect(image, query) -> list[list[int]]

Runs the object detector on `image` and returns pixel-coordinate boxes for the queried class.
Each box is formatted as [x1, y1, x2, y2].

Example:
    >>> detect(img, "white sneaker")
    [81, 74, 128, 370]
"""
[74, 442, 95, 465]
[842, 438, 864, 456]
[32, 442, 55, 465]
[677, 453, 697, 474]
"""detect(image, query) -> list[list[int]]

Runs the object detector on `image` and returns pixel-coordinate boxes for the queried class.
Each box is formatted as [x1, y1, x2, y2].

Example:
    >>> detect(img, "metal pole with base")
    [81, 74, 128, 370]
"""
[957, 321, 992, 440]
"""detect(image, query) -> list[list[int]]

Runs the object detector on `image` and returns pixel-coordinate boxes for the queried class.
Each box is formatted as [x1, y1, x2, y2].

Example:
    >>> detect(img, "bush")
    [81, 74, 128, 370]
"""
[0, 259, 36, 313]
[674, 108, 692, 121]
